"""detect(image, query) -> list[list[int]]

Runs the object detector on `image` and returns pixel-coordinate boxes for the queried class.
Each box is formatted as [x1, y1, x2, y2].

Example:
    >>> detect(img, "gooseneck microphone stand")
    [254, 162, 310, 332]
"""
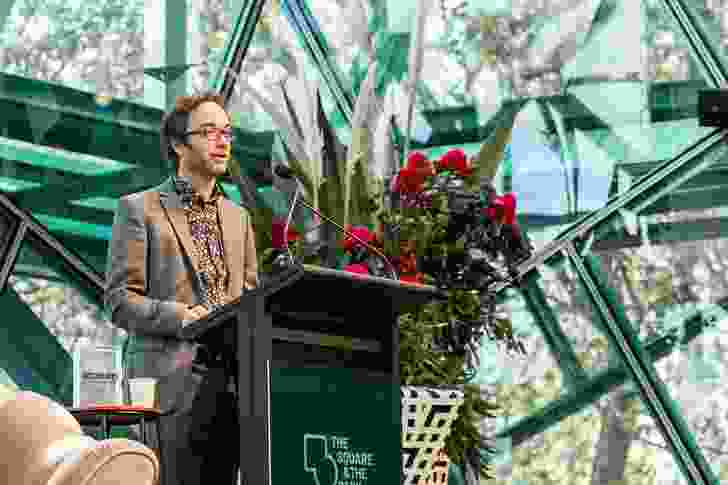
[275, 164, 399, 281]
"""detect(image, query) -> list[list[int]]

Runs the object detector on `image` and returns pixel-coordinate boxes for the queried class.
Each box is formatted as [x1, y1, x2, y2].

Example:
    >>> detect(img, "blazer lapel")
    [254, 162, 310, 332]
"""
[158, 180, 202, 274]
[218, 197, 243, 300]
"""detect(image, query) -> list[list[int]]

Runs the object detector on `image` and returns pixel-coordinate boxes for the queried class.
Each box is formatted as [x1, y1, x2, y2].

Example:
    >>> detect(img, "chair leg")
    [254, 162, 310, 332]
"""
[102, 415, 110, 439]
[140, 417, 146, 444]
[156, 419, 164, 481]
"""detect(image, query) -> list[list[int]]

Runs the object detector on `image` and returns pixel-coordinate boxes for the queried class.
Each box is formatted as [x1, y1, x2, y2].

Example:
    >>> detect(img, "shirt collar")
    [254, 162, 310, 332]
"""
[172, 175, 225, 208]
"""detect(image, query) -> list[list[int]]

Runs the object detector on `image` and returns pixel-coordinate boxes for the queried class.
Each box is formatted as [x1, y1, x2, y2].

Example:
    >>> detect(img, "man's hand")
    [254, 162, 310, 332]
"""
[182, 304, 210, 326]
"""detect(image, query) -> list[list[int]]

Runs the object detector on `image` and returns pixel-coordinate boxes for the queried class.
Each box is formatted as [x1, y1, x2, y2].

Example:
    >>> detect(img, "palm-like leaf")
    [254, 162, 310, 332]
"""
[372, 97, 397, 180]
[316, 90, 347, 227]
[344, 60, 379, 227]
[345, 0, 373, 56]
[475, 111, 518, 183]
[402, 0, 434, 156]
[279, 75, 324, 208]
[316, 91, 347, 184]
[238, 77, 309, 169]
[279, 82, 305, 141]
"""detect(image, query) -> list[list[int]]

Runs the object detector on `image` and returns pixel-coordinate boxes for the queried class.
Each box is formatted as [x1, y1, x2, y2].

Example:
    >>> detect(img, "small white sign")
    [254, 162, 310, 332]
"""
[73, 345, 122, 407]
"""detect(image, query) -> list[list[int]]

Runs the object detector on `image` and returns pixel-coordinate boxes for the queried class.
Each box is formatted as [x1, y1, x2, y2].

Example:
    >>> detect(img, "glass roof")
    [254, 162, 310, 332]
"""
[0, 0, 717, 252]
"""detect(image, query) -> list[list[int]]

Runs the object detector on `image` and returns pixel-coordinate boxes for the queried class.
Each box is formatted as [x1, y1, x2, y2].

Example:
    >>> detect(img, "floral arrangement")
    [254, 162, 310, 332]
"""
[335, 148, 531, 478]
[238, 52, 528, 479]
[339, 148, 530, 353]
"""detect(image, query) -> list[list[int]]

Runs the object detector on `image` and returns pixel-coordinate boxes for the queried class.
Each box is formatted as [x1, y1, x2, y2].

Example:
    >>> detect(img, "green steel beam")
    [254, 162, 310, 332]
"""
[11, 166, 168, 215]
[43, 205, 113, 230]
[0, 158, 76, 187]
[0, 125, 273, 216]
[609, 162, 728, 198]
[0, 190, 104, 303]
[0, 216, 25, 294]
[567, 243, 718, 485]
[593, 214, 728, 250]
[15, 233, 108, 281]
[0, 1, 15, 33]
[614, 160, 728, 180]
[0, 73, 161, 133]
[649, 80, 707, 123]
[663, 0, 728, 87]
[286, 0, 354, 122]
[0, 285, 73, 404]
[519, 271, 589, 392]
[641, 185, 728, 215]
[495, 306, 716, 448]
[165, 0, 190, 109]
[214, 0, 267, 102]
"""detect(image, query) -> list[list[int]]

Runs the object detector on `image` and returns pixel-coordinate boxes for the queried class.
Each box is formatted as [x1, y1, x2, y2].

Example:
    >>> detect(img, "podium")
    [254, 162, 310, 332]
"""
[180, 264, 442, 485]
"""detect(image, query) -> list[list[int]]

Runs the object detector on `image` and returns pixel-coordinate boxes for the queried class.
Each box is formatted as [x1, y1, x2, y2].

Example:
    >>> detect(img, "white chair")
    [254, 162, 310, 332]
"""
[0, 390, 159, 485]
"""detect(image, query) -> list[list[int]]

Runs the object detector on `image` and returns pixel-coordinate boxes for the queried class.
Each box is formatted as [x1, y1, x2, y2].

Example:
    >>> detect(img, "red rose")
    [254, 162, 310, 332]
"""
[342, 225, 374, 252]
[271, 218, 301, 249]
[406, 152, 435, 177]
[398, 252, 418, 275]
[406, 151, 428, 170]
[484, 193, 517, 225]
[399, 273, 424, 285]
[344, 263, 370, 275]
[439, 148, 473, 176]
[439, 148, 465, 170]
[394, 167, 426, 193]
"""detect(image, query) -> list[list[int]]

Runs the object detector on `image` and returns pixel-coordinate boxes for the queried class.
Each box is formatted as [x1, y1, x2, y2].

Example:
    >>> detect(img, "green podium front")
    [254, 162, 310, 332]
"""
[181, 264, 441, 485]
[272, 366, 396, 485]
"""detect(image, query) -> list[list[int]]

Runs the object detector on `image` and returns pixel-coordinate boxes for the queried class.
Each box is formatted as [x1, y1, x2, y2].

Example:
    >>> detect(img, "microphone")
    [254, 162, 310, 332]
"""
[273, 164, 398, 280]
[273, 164, 295, 179]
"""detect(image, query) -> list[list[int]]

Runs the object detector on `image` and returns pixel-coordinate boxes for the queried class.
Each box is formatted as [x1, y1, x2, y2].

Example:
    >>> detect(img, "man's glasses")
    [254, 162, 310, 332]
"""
[185, 127, 235, 143]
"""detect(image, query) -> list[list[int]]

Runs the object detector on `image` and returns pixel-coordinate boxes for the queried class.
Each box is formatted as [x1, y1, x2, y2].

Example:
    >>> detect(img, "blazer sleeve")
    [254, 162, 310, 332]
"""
[104, 194, 186, 337]
[242, 207, 259, 290]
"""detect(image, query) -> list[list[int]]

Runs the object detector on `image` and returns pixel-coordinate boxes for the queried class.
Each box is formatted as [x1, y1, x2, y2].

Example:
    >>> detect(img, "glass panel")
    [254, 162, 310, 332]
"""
[0, 0, 250, 104]
[477, 287, 567, 428]
[480, 282, 690, 484]
[301, 0, 713, 250]
[9, 237, 122, 355]
[0, 0, 144, 99]
[537, 250, 615, 377]
[485, 381, 689, 485]
[682, 0, 728, 76]
[579, 139, 728, 480]
[581, 139, 728, 341]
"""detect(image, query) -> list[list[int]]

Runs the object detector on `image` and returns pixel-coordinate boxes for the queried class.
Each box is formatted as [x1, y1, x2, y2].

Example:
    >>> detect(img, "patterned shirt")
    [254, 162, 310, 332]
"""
[173, 176, 229, 310]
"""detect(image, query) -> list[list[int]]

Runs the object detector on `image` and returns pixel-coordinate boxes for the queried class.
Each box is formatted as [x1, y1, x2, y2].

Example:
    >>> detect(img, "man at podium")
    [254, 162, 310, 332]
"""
[104, 92, 258, 485]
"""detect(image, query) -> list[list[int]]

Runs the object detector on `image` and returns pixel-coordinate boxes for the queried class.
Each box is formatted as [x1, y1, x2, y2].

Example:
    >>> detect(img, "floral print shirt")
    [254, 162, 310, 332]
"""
[173, 176, 229, 310]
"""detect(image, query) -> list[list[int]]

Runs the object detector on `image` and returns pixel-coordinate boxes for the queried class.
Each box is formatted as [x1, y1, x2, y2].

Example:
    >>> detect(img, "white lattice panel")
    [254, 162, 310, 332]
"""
[401, 386, 464, 485]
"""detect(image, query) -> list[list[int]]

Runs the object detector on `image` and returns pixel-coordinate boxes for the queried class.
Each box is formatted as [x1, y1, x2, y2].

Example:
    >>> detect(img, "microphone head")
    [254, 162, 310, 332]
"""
[274, 164, 295, 179]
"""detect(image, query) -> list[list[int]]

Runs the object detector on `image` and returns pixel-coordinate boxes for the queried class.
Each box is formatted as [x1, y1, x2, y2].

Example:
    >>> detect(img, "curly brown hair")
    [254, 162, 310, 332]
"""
[160, 92, 227, 172]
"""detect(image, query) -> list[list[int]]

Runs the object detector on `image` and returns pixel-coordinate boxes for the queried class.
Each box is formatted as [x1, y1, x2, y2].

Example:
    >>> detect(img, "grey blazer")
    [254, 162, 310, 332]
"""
[104, 177, 258, 413]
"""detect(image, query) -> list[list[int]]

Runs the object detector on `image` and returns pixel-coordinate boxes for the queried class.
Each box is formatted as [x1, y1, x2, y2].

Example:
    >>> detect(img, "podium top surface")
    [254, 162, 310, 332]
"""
[179, 264, 445, 341]
[269, 264, 443, 312]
